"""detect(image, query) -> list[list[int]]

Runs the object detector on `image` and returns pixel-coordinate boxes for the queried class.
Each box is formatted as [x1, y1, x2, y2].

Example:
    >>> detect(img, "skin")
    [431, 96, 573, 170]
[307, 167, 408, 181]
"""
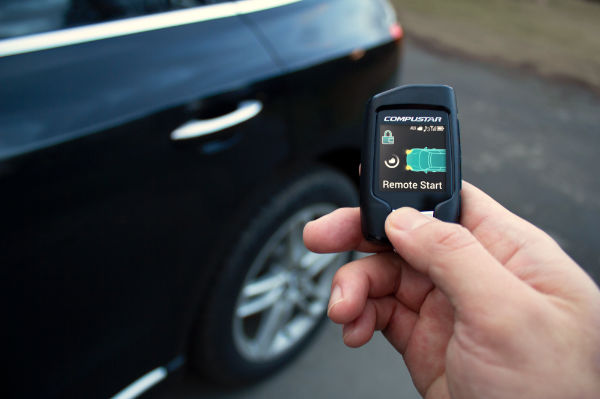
[303, 181, 600, 399]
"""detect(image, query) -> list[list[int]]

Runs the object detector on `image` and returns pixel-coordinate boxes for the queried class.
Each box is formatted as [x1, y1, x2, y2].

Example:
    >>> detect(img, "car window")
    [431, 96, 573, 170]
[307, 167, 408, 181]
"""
[0, 0, 215, 40]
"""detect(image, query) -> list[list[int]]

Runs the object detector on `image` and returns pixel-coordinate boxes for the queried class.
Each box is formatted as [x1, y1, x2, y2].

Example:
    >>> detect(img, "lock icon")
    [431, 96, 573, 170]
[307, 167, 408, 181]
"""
[382, 130, 394, 144]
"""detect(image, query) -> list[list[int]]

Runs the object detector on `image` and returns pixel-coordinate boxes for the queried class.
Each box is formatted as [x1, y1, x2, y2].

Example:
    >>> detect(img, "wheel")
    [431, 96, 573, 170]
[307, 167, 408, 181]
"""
[189, 166, 358, 385]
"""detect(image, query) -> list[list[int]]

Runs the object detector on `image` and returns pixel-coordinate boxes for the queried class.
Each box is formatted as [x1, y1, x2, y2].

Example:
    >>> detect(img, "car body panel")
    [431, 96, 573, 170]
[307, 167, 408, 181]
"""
[241, 0, 397, 72]
[0, 10, 279, 160]
[0, 1, 401, 397]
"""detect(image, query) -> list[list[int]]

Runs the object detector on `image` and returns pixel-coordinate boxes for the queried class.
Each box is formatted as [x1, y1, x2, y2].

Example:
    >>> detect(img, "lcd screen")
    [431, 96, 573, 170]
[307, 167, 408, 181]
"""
[377, 119, 447, 192]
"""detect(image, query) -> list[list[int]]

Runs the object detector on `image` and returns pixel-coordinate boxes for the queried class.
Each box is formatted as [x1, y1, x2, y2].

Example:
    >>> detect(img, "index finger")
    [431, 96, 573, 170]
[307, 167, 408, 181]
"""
[303, 207, 389, 253]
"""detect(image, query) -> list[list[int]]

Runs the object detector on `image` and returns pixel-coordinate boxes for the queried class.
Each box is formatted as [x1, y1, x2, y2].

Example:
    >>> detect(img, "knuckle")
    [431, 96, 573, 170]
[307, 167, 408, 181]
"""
[332, 258, 361, 282]
[332, 263, 350, 282]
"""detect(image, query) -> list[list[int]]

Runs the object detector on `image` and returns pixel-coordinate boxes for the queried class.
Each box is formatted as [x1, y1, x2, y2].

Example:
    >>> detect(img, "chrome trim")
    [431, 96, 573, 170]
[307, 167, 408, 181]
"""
[0, 0, 302, 57]
[170, 100, 263, 141]
[110, 367, 167, 399]
[235, 0, 301, 13]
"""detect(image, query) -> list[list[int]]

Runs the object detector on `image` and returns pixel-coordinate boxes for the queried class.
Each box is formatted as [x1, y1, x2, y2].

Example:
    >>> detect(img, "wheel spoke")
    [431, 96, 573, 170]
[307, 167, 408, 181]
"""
[242, 273, 287, 298]
[286, 223, 305, 263]
[236, 285, 285, 318]
[255, 298, 295, 355]
[285, 315, 315, 340]
[299, 277, 328, 301]
[289, 288, 310, 314]
[307, 301, 327, 317]
[301, 251, 343, 278]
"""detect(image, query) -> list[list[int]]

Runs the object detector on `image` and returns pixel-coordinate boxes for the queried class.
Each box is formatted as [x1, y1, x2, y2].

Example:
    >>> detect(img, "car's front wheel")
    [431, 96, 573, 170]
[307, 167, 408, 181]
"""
[190, 166, 358, 384]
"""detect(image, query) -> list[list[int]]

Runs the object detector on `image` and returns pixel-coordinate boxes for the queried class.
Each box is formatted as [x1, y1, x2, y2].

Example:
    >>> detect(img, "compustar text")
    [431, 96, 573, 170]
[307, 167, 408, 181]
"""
[383, 116, 442, 123]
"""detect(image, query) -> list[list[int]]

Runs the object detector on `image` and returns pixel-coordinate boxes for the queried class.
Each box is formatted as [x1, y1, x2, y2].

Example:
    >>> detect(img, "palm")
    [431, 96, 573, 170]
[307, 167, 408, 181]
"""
[395, 221, 526, 396]
[394, 229, 560, 398]
[394, 286, 454, 397]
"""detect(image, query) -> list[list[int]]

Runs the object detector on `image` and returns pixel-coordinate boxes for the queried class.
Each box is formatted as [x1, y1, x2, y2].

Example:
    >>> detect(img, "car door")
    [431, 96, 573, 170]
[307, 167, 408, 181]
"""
[240, 0, 402, 165]
[0, 1, 293, 397]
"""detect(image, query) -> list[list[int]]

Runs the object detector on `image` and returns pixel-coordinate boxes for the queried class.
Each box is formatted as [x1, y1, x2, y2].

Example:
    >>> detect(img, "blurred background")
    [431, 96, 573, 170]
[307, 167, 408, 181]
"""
[1, 1, 598, 398]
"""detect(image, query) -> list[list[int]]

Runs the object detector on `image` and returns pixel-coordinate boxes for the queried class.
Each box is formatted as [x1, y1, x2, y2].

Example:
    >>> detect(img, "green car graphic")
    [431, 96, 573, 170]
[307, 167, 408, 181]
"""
[405, 147, 446, 173]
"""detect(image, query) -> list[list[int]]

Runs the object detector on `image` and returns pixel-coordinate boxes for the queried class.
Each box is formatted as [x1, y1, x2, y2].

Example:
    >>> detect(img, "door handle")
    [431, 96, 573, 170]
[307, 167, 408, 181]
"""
[170, 100, 263, 141]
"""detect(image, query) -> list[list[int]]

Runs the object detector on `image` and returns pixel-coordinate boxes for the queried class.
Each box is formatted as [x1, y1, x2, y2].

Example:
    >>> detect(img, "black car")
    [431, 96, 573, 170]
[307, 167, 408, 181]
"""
[0, 0, 402, 397]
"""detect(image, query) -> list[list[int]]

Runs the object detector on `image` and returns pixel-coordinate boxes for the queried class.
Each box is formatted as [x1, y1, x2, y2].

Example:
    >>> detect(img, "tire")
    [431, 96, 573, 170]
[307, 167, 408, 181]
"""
[189, 166, 358, 385]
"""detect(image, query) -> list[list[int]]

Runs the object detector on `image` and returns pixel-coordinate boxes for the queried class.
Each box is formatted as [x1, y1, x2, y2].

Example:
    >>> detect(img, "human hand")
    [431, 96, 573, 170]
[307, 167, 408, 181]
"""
[303, 182, 600, 399]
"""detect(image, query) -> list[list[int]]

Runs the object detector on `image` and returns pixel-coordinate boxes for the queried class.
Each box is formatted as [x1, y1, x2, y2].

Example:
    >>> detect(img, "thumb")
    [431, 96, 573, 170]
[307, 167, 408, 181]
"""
[385, 208, 529, 314]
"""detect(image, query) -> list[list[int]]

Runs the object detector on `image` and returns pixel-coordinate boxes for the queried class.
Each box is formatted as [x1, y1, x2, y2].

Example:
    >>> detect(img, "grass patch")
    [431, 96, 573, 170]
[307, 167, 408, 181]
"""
[391, 0, 600, 91]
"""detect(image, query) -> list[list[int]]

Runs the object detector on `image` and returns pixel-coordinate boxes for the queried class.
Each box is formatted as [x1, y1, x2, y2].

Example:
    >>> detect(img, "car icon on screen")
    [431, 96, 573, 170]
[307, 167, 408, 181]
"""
[405, 147, 446, 173]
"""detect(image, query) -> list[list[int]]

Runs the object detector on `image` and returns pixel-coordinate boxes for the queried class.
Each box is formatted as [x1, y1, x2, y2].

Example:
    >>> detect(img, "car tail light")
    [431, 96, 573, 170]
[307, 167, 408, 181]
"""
[389, 22, 403, 40]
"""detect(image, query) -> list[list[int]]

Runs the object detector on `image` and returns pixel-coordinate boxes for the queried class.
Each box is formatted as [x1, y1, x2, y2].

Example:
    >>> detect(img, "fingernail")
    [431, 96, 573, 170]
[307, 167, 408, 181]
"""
[388, 208, 430, 231]
[327, 285, 343, 316]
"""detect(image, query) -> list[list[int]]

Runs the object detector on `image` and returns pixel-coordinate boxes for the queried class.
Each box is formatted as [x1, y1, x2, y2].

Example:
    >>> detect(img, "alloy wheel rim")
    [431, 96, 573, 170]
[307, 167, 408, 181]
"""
[232, 203, 347, 362]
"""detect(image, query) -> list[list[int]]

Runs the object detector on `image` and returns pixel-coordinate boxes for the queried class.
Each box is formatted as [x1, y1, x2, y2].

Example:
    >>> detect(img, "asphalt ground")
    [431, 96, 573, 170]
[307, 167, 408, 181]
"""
[150, 39, 600, 399]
